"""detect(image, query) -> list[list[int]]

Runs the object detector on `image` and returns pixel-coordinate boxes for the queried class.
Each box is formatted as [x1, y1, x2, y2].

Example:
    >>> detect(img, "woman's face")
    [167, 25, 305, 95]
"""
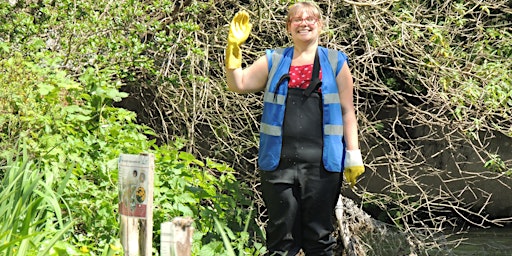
[287, 11, 322, 43]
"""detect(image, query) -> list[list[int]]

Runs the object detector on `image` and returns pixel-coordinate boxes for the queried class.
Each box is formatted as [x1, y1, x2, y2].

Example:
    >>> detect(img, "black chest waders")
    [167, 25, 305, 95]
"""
[281, 88, 323, 164]
[280, 51, 324, 165]
[260, 50, 341, 256]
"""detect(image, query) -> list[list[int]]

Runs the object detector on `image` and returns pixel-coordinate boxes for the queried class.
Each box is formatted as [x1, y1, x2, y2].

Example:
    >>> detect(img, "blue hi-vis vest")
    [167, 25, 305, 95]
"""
[258, 46, 348, 172]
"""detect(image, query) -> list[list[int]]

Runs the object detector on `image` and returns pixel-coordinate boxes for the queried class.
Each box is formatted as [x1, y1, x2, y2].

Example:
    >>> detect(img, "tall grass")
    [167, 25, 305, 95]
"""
[0, 148, 73, 255]
[213, 203, 265, 256]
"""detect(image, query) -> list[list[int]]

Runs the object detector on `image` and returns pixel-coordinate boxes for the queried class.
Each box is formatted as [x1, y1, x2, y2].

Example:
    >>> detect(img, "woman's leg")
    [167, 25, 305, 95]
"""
[260, 167, 302, 256]
[299, 163, 341, 256]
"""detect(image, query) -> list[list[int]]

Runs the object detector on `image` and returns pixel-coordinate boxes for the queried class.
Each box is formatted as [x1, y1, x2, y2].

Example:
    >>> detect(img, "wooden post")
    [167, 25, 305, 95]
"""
[160, 217, 194, 256]
[118, 153, 154, 256]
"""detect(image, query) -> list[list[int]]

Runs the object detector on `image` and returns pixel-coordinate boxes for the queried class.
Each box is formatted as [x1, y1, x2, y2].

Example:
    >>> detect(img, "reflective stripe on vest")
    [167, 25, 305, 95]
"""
[258, 46, 348, 172]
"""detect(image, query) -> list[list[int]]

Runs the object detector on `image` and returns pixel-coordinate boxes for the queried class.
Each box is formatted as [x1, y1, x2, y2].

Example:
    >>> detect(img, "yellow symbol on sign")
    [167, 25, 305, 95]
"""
[136, 187, 146, 203]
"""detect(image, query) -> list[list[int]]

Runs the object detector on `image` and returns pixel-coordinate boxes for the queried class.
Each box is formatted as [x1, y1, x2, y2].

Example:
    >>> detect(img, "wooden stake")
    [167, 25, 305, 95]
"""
[160, 217, 194, 256]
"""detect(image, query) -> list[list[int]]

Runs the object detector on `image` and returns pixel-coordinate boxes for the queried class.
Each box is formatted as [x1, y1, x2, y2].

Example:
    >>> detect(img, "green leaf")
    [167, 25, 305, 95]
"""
[38, 83, 55, 96]
[214, 217, 236, 256]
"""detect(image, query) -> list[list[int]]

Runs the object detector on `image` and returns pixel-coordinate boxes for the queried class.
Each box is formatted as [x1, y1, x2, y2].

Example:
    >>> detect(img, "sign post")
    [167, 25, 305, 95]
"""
[118, 153, 154, 256]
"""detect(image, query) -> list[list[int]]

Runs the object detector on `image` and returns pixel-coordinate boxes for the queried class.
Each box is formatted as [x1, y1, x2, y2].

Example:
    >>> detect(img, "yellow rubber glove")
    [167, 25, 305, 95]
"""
[226, 11, 252, 69]
[344, 149, 365, 189]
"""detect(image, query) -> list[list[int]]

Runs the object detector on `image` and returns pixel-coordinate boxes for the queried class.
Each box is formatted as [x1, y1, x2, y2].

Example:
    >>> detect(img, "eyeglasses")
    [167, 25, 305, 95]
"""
[290, 17, 318, 25]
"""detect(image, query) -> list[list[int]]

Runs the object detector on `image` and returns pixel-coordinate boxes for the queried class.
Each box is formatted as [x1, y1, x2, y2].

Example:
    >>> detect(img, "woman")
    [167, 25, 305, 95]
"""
[225, 2, 364, 255]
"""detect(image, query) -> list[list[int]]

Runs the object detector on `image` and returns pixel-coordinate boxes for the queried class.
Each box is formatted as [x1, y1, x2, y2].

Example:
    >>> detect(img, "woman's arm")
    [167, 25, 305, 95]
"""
[226, 55, 269, 94]
[336, 62, 359, 150]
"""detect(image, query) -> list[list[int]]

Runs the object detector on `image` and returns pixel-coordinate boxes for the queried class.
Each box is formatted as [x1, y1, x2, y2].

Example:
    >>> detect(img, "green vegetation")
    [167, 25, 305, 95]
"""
[0, 46, 262, 255]
[0, 150, 74, 256]
[0, 2, 263, 253]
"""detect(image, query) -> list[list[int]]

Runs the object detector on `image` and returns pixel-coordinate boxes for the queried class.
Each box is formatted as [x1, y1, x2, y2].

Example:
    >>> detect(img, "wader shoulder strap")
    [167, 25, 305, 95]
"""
[303, 50, 321, 97]
[303, 48, 340, 96]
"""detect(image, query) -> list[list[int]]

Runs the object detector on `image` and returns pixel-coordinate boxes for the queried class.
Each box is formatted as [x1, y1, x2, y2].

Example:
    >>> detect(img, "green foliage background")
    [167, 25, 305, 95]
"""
[0, 51, 262, 255]
[0, 1, 263, 255]
[1, 0, 511, 255]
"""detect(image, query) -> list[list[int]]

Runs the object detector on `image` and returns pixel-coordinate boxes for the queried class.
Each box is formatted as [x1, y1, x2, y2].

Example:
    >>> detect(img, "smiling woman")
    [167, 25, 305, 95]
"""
[224, 1, 365, 255]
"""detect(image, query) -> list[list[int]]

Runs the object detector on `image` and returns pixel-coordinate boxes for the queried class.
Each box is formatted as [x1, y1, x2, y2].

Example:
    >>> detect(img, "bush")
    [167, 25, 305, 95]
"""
[0, 40, 264, 254]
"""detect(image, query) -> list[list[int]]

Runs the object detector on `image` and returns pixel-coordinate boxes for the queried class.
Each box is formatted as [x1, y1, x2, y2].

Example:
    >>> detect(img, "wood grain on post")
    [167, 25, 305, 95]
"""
[160, 217, 194, 256]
